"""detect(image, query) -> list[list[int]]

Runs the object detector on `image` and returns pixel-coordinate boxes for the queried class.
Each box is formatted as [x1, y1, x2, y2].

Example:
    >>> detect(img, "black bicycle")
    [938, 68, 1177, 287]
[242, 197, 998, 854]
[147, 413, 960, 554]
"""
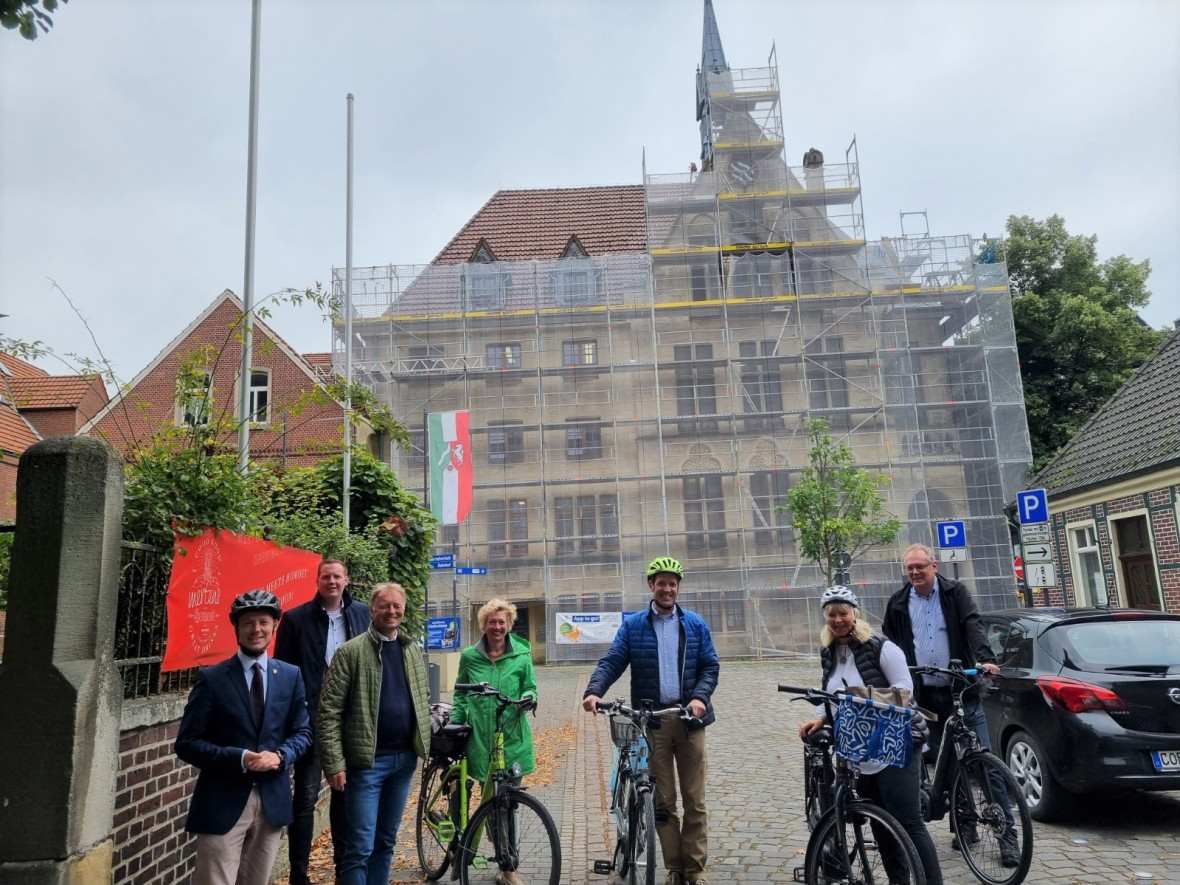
[781, 683, 926, 885]
[911, 663, 1033, 885]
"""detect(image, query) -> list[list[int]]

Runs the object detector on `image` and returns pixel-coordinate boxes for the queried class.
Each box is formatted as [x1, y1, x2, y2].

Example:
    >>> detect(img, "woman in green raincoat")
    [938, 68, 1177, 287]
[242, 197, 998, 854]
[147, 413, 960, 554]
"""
[450, 598, 538, 787]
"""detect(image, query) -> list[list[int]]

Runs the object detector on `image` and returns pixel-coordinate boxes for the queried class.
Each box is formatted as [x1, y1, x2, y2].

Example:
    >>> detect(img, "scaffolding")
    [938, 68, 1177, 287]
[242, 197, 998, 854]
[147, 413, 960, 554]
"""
[334, 55, 1031, 663]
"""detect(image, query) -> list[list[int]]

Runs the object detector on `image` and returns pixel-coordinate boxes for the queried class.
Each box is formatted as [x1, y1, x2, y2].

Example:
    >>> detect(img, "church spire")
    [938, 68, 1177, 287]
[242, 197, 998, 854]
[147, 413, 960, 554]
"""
[701, 0, 728, 74]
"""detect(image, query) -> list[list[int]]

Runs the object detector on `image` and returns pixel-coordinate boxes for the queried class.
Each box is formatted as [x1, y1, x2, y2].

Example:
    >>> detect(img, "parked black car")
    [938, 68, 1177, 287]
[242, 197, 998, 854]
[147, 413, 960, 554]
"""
[980, 607, 1180, 820]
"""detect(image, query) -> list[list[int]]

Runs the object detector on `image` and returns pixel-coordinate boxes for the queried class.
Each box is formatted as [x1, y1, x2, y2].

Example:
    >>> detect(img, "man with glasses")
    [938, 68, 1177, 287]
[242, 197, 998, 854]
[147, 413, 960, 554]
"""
[882, 543, 1016, 864]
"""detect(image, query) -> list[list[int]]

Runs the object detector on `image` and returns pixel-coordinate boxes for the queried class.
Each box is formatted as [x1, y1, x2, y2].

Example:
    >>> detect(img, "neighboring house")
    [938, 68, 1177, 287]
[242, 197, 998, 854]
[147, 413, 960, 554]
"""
[1031, 324, 1180, 613]
[0, 352, 110, 522]
[335, 2, 1032, 660]
[81, 290, 376, 468]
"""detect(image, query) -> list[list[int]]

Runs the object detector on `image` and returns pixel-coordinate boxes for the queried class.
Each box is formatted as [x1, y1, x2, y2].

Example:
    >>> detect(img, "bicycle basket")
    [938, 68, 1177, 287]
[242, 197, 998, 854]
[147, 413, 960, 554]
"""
[430, 722, 472, 760]
[833, 693, 914, 768]
[609, 716, 640, 750]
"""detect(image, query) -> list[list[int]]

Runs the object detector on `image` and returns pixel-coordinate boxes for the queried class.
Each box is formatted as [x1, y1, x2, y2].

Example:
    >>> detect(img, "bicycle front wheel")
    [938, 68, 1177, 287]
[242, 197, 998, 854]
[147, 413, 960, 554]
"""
[805, 800, 926, 885]
[417, 761, 460, 880]
[629, 789, 657, 885]
[950, 752, 1033, 885]
[458, 788, 561, 885]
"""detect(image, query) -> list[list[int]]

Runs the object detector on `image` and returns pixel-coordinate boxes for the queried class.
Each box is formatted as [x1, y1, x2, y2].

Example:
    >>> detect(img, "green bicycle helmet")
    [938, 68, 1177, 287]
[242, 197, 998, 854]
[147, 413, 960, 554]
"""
[646, 556, 684, 580]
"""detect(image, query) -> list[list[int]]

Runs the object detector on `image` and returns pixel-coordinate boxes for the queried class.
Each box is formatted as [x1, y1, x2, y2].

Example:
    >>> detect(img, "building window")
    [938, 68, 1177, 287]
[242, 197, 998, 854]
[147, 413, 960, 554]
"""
[488, 498, 528, 556]
[684, 474, 726, 550]
[562, 339, 598, 367]
[465, 266, 508, 310]
[691, 265, 708, 301]
[673, 344, 718, 431]
[750, 470, 791, 546]
[552, 267, 602, 306]
[487, 343, 521, 370]
[408, 345, 445, 372]
[739, 340, 783, 429]
[805, 336, 849, 410]
[566, 418, 603, 459]
[178, 373, 212, 427]
[487, 420, 525, 464]
[554, 494, 618, 556]
[247, 369, 270, 425]
[438, 524, 459, 546]
[407, 429, 425, 471]
[1069, 524, 1108, 606]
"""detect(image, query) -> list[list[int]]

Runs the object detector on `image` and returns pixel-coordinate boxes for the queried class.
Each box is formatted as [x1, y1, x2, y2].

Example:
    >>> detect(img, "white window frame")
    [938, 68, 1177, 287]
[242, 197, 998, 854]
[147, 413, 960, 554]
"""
[176, 372, 212, 427]
[247, 368, 271, 426]
[1066, 520, 1107, 606]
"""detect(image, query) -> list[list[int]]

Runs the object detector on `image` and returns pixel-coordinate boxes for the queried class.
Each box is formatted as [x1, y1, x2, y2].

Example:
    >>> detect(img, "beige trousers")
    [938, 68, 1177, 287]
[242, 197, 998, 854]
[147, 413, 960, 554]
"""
[648, 713, 708, 879]
[193, 787, 281, 885]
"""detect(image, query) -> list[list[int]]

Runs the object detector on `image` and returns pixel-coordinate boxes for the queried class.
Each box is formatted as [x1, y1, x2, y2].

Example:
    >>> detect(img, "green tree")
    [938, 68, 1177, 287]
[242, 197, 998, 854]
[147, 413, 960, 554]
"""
[784, 419, 901, 585]
[1, 0, 65, 40]
[1001, 214, 1167, 470]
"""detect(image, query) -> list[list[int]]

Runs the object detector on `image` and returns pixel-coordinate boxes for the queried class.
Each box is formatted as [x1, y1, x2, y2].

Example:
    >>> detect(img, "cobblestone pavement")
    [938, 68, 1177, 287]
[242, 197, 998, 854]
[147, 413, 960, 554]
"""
[365, 658, 1180, 884]
[522, 658, 1180, 885]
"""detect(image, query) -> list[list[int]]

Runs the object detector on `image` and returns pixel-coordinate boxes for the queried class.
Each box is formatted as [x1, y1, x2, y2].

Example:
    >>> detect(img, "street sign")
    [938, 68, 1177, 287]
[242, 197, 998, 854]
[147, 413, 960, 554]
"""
[1016, 489, 1049, 525]
[1025, 562, 1058, 586]
[1014, 556, 1024, 582]
[455, 567, 488, 576]
[936, 521, 967, 548]
[429, 553, 455, 570]
[1019, 523, 1051, 544]
[938, 547, 969, 563]
[1022, 543, 1052, 563]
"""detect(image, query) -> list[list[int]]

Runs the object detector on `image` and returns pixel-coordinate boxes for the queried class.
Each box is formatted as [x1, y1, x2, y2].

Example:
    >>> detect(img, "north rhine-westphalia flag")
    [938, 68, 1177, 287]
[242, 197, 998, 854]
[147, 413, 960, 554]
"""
[428, 411, 473, 525]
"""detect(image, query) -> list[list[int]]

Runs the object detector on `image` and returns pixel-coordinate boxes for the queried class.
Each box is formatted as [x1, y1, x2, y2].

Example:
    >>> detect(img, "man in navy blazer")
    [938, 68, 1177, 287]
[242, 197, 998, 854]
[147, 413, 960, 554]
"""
[176, 590, 313, 885]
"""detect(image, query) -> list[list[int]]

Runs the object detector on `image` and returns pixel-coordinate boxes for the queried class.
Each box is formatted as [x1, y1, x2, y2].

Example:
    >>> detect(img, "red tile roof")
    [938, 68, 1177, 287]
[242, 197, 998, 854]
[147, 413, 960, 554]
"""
[432, 186, 648, 263]
[0, 404, 40, 454]
[8, 375, 107, 410]
[0, 352, 49, 378]
[303, 352, 332, 371]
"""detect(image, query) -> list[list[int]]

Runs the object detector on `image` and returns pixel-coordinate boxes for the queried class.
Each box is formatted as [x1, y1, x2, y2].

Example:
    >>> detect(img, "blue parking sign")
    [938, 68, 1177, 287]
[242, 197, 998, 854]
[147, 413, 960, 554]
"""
[1016, 489, 1048, 525]
[936, 521, 966, 548]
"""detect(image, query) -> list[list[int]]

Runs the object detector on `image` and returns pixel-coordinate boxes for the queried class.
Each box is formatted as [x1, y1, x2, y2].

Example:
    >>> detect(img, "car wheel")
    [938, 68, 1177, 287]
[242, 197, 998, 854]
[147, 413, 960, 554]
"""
[1006, 729, 1065, 821]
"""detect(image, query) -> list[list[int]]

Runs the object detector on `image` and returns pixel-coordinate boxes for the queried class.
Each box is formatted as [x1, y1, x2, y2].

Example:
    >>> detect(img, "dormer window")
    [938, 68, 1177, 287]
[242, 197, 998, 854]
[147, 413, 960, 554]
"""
[464, 265, 508, 310]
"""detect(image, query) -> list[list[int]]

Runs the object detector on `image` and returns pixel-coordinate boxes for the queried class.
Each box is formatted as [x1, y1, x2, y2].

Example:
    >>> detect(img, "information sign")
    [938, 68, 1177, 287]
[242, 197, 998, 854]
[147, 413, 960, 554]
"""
[426, 617, 460, 651]
[936, 521, 967, 548]
[455, 567, 488, 576]
[1022, 543, 1052, 564]
[937, 548, 969, 563]
[1019, 523, 1051, 544]
[429, 554, 455, 570]
[1016, 489, 1049, 525]
[1025, 562, 1058, 587]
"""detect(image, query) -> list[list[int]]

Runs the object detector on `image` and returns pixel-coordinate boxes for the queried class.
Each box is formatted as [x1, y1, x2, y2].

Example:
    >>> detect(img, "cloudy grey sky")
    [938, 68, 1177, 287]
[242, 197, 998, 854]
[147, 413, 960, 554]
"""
[2, 0, 1177, 387]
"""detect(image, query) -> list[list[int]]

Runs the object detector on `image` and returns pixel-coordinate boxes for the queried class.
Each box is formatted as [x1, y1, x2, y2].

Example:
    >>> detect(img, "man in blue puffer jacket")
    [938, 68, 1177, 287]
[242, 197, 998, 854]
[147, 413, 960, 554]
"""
[583, 557, 721, 885]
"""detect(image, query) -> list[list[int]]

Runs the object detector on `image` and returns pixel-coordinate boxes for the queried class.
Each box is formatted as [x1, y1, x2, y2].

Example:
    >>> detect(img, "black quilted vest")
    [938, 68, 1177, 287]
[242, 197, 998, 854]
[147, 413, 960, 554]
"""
[820, 633, 888, 690]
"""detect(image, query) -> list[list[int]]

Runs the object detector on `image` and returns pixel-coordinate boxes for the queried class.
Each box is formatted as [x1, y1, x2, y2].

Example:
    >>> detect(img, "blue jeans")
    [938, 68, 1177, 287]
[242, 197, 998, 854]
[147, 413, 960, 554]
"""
[340, 750, 419, 885]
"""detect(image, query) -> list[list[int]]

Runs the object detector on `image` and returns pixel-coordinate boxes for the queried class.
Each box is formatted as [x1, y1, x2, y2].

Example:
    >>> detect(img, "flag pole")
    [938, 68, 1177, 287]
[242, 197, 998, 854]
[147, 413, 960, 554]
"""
[423, 411, 430, 660]
[236, 0, 262, 474]
[342, 92, 354, 530]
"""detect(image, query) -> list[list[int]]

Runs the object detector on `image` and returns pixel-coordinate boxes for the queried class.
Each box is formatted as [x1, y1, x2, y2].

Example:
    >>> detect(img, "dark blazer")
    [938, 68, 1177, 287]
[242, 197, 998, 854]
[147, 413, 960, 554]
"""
[273, 590, 370, 717]
[175, 654, 313, 834]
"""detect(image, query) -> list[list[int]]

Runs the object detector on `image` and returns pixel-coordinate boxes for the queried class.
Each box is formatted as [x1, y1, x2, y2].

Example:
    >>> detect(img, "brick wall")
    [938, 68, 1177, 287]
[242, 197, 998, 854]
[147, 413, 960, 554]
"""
[114, 698, 197, 885]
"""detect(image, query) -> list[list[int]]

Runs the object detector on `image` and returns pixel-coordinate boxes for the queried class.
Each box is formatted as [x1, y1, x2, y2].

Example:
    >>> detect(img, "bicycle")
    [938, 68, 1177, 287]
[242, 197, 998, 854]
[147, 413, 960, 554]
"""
[415, 682, 561, 885]
[911, 663, 1033, 885]
[590, 700, 692, 885]
[780, 683, 927, 885]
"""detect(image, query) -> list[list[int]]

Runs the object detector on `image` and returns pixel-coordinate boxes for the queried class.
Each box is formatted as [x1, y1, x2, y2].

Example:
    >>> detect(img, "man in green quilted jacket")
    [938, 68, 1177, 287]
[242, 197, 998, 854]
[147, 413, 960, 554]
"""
[317, 583, 431, 885]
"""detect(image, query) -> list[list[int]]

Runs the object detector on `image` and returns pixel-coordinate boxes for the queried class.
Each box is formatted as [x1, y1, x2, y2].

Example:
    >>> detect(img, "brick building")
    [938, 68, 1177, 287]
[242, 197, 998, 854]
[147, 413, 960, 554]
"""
[82, 290, 375, 467]
[1032, 324, 1180, 612]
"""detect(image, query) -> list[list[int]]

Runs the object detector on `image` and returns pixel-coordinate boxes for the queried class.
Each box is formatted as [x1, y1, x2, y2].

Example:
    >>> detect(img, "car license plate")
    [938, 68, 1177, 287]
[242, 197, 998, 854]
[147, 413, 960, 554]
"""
[1151, 750, 1180, 772]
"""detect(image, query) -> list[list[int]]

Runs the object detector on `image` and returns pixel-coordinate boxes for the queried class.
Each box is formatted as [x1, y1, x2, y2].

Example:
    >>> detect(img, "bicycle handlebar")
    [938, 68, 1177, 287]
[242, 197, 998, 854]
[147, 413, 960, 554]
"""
[453, 682, 538, 712]
[908, 661, 985, 681]
[594, 699, 698, 726]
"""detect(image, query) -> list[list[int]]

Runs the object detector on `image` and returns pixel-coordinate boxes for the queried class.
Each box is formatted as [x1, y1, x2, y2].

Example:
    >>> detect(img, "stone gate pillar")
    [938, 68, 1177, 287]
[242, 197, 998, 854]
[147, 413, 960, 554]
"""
[0, 437, 125, 883]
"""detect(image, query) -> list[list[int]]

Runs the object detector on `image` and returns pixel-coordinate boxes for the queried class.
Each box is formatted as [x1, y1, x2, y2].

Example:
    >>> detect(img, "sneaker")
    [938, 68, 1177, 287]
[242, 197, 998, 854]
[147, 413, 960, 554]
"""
[663, 873, 685, 885]
[687, 876, 709, 885]
[999, 830, 1021, 868]
[496, 872, 525, 885]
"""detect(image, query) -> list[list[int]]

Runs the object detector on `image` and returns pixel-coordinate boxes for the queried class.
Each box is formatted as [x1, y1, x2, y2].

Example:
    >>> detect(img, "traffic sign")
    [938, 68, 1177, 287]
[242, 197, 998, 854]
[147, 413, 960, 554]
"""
[429, 554, 455, 570]
[936, 521, 967, 548]
[1022, 543, 1052, 563]
[937, 547, 969, 563]
[1025, 562, 1057, 586]
[1014, 556, 1024, 582]
[1016, 489, 1049, 525]
[1019, 523, 1051, 544]
[455, 567, 488, 576]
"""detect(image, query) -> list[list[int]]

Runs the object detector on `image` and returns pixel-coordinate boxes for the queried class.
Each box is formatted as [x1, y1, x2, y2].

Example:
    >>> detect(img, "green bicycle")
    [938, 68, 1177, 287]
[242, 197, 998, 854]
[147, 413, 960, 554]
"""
[415, 681, 561, 885]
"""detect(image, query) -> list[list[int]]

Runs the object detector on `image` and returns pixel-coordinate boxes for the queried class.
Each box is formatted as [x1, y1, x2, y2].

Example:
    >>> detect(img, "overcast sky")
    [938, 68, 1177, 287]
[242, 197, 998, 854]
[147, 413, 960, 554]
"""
[2, 0, 1177, 389]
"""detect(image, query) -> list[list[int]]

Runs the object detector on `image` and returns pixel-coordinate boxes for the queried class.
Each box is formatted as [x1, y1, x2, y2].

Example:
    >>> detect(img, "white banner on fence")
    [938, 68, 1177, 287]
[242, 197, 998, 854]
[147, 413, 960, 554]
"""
[555, 612, 623, 644]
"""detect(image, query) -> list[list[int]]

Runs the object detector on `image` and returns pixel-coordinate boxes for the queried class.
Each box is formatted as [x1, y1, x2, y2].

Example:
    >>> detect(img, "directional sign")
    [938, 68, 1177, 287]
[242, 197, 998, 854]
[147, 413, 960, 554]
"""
[456, 567, 488, 576]
[938, 547, 969, 563]
[1016, 489, 1049, 525]
[1025, 562, 1057, 587]
[936, 521, 967, 548]
[1019, 523, 1051, 544]
[1022, 543, 1052, 563]
[429, 554, 455, 570]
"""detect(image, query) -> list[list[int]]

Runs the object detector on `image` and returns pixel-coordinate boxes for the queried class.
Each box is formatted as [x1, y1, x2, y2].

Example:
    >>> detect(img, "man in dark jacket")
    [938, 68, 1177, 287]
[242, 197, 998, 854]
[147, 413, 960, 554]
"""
[273, 558, 371, 885]
[583, 556, 720, 885]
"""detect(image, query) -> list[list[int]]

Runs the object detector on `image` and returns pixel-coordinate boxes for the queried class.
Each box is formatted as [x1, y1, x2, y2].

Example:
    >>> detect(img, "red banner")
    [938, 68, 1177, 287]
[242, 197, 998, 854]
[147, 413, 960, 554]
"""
[161, 528, 322, 671]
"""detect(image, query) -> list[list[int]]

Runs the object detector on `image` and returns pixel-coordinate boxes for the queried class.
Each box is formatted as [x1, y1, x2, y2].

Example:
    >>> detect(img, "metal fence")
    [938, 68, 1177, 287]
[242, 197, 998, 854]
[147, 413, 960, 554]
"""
[116, 538, 197, 700]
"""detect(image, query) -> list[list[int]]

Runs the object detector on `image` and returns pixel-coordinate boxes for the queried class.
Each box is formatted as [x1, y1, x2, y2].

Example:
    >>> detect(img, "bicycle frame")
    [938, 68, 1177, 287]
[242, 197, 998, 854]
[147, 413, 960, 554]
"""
[915, 665, 984, 821]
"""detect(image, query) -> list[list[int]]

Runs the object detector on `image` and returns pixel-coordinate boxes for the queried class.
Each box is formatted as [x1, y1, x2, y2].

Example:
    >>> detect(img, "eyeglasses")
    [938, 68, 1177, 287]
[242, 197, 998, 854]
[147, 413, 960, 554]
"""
[903, 562, 934, 573]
